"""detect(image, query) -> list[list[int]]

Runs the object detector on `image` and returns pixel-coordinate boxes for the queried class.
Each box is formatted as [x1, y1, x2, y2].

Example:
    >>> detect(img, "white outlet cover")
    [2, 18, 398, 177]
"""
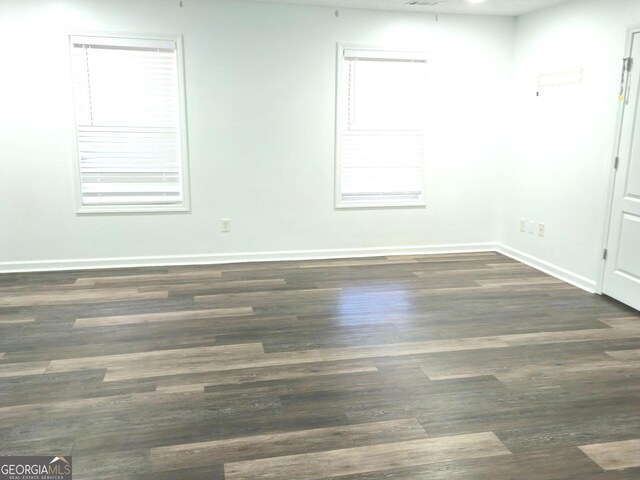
[528, 221, 535, 234]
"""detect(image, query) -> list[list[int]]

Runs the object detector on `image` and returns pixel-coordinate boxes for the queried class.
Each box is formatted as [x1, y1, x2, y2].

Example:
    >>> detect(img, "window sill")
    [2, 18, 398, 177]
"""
[76, 204, 190, 215]
[335, 200, 426, 210]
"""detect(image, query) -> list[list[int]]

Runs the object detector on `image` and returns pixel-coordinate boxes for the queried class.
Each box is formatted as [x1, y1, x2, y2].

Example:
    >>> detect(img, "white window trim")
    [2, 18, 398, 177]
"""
[334, 43, 428, 210]
[68, 31, 191, 215]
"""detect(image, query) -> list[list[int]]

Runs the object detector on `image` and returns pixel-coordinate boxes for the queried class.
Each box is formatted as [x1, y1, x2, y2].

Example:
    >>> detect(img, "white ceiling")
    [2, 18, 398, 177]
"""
[246, 0, 572, 16]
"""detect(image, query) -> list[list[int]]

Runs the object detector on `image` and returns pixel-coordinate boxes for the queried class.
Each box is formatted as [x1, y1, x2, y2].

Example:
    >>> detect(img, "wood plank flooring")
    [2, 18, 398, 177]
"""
[1, 252, 640, 479]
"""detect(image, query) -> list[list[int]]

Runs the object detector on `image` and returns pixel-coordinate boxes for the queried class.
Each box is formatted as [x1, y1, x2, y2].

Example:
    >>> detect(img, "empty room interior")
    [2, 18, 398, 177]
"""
[2, 0, 640, 477]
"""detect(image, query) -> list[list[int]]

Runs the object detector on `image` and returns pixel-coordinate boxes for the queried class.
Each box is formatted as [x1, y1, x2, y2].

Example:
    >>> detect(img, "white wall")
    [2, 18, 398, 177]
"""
[0, 0, 514, 270]
[500, 0, 640, 291]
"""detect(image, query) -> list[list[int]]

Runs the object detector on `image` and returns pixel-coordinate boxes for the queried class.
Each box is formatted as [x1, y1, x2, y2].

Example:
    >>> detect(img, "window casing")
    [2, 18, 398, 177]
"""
[69, 34, 189, 213]
[335, 46, 428, 208]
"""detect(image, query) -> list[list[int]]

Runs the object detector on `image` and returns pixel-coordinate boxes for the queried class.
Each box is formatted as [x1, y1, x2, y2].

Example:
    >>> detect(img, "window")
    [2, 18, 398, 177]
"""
[335, 47, 427, 208]
[70, 34, 189, 213]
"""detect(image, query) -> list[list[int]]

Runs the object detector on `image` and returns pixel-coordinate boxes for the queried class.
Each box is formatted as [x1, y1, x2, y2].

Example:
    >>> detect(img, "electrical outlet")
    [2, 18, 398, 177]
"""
[528, 221, 535, 234]
[520, 218, 526, 232]
[538, 222, 545, 237]
[221, 218, 231, 233]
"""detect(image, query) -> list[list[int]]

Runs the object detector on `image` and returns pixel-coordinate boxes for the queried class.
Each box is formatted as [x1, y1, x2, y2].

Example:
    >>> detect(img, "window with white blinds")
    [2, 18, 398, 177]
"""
[70, 35, 189, 213]
[336, 47, 427, 207]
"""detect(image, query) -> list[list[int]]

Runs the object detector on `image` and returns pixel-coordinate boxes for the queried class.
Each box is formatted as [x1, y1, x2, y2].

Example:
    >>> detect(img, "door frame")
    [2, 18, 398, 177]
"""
[597, 23, 640, 294]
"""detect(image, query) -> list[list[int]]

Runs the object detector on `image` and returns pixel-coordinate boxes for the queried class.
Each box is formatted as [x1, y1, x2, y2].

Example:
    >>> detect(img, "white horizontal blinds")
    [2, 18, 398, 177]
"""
[340, 50, 426, 204]
[71, 37, 182, 206]
[341, 131, 424, 202]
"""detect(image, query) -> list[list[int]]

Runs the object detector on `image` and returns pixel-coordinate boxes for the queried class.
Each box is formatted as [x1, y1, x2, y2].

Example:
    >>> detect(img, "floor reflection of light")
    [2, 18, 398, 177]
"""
[335, 286, 411, 326]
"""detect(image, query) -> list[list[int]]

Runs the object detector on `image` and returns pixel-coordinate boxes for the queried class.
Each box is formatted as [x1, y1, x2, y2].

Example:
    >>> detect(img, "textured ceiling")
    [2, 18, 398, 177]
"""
[245, 0, 572, 16]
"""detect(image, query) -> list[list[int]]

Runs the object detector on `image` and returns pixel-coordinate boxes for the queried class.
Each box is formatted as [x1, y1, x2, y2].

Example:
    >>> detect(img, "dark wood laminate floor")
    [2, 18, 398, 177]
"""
[1, 252, 640, 479]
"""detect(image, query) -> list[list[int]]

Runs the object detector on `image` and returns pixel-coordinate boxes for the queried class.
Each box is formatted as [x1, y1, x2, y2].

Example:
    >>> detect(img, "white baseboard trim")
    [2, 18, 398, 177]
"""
[496, 244, 597, 294]
[0, 244, 601, 295]
[0, 243, 498, 273]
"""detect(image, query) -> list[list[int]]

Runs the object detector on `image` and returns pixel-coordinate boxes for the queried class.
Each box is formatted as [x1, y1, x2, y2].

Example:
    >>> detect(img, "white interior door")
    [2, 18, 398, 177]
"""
[603, 31, 640, 311]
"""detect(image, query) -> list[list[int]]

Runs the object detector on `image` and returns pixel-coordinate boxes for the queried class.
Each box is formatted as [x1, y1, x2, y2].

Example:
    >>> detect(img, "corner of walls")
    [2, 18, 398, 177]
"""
[496, 0, 639, 296]
[0, 0, 618, 299]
